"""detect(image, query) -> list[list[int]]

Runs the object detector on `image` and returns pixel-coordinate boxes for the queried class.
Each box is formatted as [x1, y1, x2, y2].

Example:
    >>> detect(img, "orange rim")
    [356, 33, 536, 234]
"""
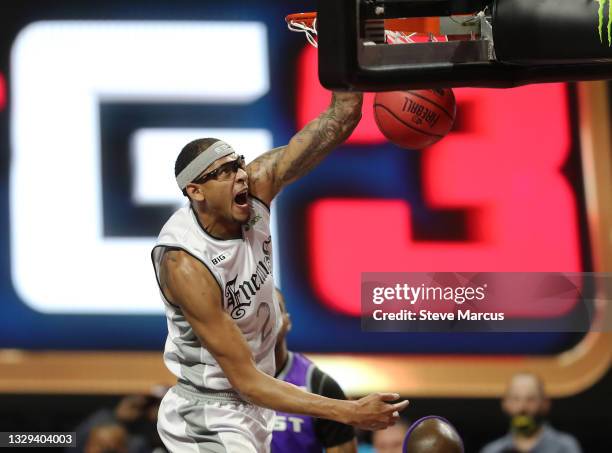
[285, 12, 317, 28]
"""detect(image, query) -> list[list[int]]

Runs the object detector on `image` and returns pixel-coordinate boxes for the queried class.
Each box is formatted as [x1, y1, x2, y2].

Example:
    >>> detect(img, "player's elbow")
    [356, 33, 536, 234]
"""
[235, 380, 259, 403]
[235, 380, 268, 407]
[227, 368, 262, 403]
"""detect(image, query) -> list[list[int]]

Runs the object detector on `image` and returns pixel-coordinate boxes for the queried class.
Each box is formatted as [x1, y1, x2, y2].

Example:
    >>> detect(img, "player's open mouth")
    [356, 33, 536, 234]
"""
[234, 191, 248, 207]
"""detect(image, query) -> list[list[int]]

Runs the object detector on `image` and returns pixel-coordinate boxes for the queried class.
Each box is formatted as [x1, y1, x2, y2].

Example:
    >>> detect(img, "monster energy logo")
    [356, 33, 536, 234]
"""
[597, 0, 612, 45]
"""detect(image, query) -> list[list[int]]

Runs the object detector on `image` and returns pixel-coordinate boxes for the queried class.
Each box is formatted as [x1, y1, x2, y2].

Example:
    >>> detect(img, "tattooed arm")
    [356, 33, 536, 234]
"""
[247, 92, 363, 205]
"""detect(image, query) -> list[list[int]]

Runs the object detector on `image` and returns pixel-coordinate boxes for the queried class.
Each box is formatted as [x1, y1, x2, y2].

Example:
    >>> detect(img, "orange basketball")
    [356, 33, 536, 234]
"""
[374, 89, 456, 149]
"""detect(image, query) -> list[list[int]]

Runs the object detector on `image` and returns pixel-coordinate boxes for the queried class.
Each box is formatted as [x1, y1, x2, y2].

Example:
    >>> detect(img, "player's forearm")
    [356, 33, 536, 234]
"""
[291, 91, 363, 156]
[246, 92, 362, 203]
[278, 91, 363, 185]
[237, 369, 354, 424]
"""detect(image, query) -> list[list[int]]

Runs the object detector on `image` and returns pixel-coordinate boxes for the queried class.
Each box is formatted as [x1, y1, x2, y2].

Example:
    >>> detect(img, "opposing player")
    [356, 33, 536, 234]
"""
[151, 91, 409, 452]
[271, 287, 357, 453]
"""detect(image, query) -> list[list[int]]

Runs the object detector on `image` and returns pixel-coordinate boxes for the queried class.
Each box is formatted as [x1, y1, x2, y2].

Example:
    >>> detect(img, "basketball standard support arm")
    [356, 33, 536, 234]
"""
[318, 0, 612, 90]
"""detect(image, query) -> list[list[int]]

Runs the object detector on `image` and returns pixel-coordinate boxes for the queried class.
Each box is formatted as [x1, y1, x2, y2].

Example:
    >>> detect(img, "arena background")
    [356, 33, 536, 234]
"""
[0, 0, 610, 451]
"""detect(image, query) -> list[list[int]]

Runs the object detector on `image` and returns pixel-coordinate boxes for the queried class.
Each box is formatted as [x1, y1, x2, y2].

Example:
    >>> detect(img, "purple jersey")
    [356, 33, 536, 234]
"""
[271, 352, 321, 453]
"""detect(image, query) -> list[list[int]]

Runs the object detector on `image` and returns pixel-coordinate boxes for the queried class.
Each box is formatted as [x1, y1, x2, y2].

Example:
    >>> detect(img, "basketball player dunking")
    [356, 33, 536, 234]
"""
[151, 91, 408, 452]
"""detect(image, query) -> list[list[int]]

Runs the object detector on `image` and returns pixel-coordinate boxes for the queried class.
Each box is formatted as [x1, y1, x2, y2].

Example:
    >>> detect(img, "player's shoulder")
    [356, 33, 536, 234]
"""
[292, 351, 315, 368]
[157, 244, 220, 297]
[156, 204, 193, 241]
[308, 362, 347, 401]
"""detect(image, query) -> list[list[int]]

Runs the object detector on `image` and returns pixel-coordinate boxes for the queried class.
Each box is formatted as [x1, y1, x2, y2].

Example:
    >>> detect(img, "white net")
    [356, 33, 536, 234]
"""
[287, 17, 318, 48]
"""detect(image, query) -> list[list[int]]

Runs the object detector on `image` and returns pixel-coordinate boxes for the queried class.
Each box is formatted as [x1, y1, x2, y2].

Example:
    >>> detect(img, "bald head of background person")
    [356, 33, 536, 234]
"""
[480, 372, 582, 453]
[403, 417, 463, 453]
[502, 372, 550, 438]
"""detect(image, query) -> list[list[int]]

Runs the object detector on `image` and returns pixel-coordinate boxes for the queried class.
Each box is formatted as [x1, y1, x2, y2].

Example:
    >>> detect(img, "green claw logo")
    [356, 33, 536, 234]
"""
[597, 0, 612, 46]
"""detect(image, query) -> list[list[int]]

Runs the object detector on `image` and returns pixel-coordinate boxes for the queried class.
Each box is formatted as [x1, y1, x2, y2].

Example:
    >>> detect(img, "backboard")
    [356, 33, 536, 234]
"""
[317, 0, 612, 90]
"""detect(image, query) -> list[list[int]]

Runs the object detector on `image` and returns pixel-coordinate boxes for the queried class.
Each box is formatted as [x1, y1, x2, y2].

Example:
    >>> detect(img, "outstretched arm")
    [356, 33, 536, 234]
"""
[158, 248, 407, 430]
[247, 92, 363, 205]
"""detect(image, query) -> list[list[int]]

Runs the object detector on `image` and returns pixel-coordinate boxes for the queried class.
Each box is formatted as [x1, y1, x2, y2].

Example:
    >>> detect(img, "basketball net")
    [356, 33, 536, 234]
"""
[285, 12, 449, 47]
[286, 12, 318, 47]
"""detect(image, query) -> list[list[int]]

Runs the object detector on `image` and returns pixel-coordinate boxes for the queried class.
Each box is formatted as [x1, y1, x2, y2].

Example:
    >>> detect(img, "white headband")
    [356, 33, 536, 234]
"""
[176, 140, 236, 190]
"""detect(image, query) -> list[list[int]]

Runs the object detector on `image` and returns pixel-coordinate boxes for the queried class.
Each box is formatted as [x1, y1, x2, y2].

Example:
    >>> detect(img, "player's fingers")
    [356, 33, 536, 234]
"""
[392, 400, 409, 412]
[381, 399, 409, 414]
[378, 392, 400, 402]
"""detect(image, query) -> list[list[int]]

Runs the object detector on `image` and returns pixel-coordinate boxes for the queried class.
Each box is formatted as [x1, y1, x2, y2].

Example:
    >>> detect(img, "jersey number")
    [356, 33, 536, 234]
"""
[257, 302, 273, 343]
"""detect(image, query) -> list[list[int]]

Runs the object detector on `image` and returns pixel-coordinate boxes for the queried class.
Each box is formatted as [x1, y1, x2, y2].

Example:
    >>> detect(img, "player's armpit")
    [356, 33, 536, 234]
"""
[325, 438, 358, 453]
[247, 91, 363, 205]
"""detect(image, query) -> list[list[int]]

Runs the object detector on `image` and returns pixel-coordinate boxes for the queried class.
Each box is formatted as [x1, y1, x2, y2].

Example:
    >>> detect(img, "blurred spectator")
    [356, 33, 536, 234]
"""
[84, 423, 128, 453]
[371, 418, 410, 453]
[70, 385, 169, 453]
[480, 372, 582, 453]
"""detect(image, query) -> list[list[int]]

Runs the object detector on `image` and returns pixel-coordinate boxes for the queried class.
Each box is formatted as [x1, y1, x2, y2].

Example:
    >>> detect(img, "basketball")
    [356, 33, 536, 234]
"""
[374, 89, 456, 149]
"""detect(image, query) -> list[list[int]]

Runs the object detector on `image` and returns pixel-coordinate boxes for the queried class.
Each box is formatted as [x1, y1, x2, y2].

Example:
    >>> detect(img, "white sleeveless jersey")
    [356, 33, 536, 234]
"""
[151, 197, 280, 392]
